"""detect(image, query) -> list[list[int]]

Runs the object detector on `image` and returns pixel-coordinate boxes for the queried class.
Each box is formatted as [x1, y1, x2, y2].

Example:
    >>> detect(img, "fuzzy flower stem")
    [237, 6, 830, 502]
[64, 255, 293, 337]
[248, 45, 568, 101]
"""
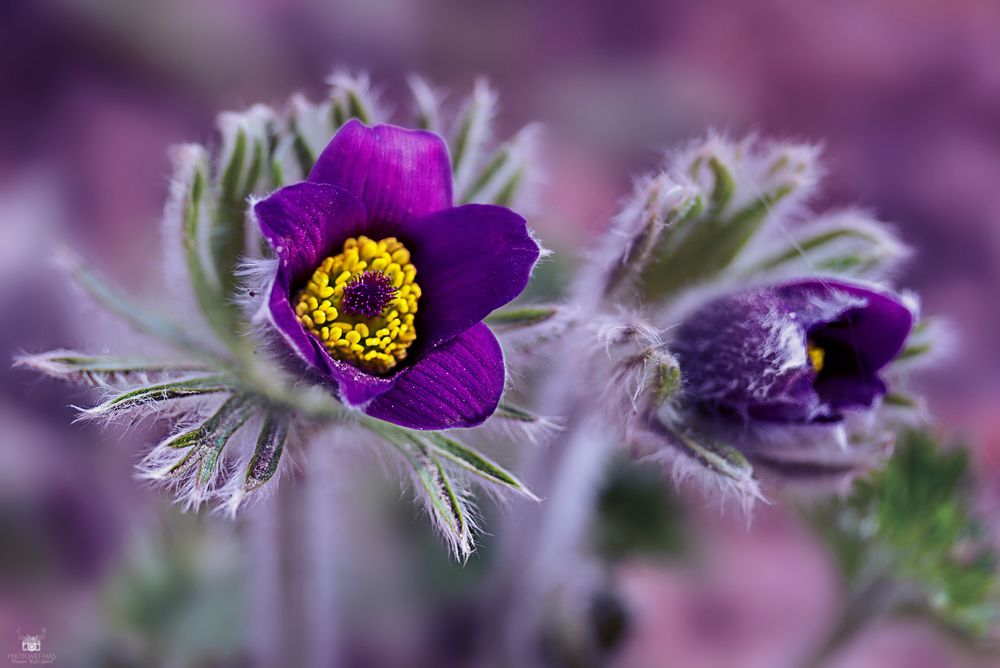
[799, 576, 901, 668]
[489, 272, 625, 665]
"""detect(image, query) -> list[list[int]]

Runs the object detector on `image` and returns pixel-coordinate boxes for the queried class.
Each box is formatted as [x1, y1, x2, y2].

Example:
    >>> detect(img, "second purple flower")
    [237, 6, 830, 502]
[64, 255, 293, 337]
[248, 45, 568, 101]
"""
[671, 279, 915, 424]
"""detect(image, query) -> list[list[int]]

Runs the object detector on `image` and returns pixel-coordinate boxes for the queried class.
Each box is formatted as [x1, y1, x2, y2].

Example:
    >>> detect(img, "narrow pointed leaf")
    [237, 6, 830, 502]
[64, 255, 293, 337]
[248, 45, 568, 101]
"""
[397, 437, 473, 559]
[15, 350, 209, 386]
[66, 255, 222, 361]
[460, 143, 510, 203]
[750, 213, 909, 279]
[213, 127, 248, 295]
[424, 432, 538, 500]
[606, 180, 701, 298]
[408, 76, 442, 132]
[245, 410, 290, 493]
[485, 305, 561, 329]
[82, 375, 233, 418]
[495, 402, 544, 423]
[642, 184, 794, 298]
[181, 151, 239, 342]
[647, 419, 764, 511]
[706, 155, 735, 216]
[449, 79, 496, 194]
[164, 395, 258, 487]
[327, 71, 383, 125]
[213, 107, 274, 294]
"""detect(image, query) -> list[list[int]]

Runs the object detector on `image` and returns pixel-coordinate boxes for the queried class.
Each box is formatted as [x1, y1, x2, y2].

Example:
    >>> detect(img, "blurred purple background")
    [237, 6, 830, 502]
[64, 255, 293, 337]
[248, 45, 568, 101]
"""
[2, 0, 999, 666]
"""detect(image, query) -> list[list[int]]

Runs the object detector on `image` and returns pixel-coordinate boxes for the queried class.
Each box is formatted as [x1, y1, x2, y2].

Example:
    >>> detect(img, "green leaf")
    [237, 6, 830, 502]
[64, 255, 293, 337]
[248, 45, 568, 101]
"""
[894, 319, 943, 368]
[810, 430, 999, 639]
[82, 375, 234, 418]
[328, 72, 381, 126]
[604, 179, 702, 298]
[459, 142, 510, 203]
[706, 155, 735, 216]
[449, 80, 496, 194]
[495, 402, 544, 423]
[163, 395, 258, 487]
[749, 213, 909, 279]
[485, 305, 561, 329]
[213, 127, 247, 291]
[491, 168, 523, 207]
[423, 432, 538, 500]
[651, 354, 683, 406]
[344, 88, 372, 124]
[181, 151, 239, 343]
[392, 435, 474, 559]
[245, 410, 290, 493]
[66, 255, 222, 361]
[408, 76, 442, 133]
[671, 430, 755, 486]
[289, 118, 317, 176]
[648, 420, 763, 510]
[882, 392, 918, 409]
[642, 184, 794, 299]
[15, 350, 209, 386]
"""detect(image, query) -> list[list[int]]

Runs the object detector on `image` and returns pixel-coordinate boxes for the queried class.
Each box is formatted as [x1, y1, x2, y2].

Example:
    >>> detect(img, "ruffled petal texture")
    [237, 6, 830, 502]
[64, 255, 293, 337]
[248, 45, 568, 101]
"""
[309, 119, 453, 228]
[672, 279, 914, 424]
[255, 121, 540, 429]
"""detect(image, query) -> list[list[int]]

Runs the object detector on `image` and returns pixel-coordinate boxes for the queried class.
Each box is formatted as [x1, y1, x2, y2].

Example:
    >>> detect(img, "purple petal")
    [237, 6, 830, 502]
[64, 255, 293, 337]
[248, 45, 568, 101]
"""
[255, 182, 397, 405]
[309, 120, 453, 227]
[364, 323, 505, 430]
[672, 279, 914, 424]
[813, 373, 887, 412]
[406, 204, 540, 349]
[791, 280, 913, 373]
[254, 182, 368, 282]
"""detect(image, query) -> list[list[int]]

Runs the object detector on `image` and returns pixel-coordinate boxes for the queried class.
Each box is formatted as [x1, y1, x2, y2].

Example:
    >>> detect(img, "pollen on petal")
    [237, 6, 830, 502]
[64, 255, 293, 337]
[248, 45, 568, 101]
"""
[293, 235, 420, 374]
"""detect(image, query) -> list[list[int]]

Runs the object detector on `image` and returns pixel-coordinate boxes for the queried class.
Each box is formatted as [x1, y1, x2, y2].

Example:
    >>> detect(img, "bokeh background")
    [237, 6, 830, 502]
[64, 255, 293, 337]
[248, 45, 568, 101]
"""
[2, 0, 999, 666]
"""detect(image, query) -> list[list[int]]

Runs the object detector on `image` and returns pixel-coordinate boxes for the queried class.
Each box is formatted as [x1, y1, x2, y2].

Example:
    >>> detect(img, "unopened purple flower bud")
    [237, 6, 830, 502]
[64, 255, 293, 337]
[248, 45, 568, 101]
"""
[671, 279, 914, 424]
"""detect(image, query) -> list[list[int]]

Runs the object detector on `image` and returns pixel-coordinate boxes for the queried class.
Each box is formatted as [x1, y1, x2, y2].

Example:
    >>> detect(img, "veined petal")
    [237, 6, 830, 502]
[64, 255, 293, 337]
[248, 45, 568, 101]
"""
[406, 204, 540, 349]
[309, 120, 453, 227]
[364, 323, 505, 430]
[254, 181, 368, 281]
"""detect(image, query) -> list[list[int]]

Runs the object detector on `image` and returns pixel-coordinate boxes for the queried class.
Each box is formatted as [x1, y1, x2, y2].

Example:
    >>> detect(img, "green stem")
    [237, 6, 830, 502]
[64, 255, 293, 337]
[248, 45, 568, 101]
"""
[800, 578, 899, 668]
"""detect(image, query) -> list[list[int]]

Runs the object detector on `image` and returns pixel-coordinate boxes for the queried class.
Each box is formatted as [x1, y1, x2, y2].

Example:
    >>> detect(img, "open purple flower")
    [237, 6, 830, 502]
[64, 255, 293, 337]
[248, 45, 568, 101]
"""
[671, 279, 914, 424]
[254, 120, 540, 430]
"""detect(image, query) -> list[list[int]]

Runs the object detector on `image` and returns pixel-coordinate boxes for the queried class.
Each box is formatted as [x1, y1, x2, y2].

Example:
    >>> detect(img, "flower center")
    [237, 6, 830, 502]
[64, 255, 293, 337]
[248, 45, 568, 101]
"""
[294, 235, 420, 375]
[807, 339, 826, 373]
[342, 270, 397, 318]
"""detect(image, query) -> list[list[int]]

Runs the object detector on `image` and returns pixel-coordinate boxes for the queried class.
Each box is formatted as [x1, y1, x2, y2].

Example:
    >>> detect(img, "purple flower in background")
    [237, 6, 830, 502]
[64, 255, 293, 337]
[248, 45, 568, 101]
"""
[254, 120, 540, 430]
[671, 279, 914, 424]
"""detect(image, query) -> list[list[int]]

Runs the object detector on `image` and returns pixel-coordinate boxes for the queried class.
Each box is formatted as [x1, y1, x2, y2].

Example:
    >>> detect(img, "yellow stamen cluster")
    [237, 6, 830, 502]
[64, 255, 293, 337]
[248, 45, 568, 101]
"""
[294, 236, 420, 374]
[807, 340, 826, 373]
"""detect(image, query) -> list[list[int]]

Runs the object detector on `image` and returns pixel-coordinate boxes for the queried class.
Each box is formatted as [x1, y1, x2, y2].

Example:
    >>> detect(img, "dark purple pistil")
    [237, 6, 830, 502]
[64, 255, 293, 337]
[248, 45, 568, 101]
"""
[341, 271, 397, 318]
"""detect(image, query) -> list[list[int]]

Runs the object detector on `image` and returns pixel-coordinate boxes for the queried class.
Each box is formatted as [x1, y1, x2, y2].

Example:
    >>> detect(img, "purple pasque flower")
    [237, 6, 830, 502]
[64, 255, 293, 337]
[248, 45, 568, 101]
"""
[254, 120, 540, 430]
[671, 279, 914, 424]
